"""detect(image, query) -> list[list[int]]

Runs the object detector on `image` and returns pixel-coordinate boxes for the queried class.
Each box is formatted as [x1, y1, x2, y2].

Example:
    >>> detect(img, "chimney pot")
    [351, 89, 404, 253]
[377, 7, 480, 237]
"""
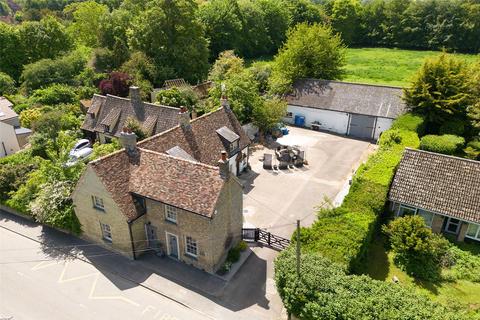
[218, 151, 229, 179]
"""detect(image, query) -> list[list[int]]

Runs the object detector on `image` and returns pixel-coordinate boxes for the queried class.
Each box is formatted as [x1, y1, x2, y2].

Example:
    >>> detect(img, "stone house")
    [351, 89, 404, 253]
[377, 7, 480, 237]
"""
[80, 86, 179, 144]
[389, 148, 480, 243]
[0, 97, 31, 158]
[72, 104, 249, 273]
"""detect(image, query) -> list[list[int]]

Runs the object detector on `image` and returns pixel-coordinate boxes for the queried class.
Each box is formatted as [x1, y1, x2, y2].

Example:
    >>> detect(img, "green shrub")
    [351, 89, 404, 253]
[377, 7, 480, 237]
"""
[274, 249, 463, 320]
[443, 246, 480, 283]
[464, 139, 480, 160]
[237, 240, 248, 251]
[439, 119, 466, 136]
[227, 246, 241, 263]
[391, 113, 425, 135]
[420, 134, 465, 155]
[30, 84, 78, 105]
[383, 216, 450, 281]
[297, 128, 420, 271]
[0, 71, 15, 95]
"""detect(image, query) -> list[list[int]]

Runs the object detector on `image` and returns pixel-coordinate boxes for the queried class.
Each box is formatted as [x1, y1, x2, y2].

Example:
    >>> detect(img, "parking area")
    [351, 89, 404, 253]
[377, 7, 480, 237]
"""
[240, 126, 373, 238]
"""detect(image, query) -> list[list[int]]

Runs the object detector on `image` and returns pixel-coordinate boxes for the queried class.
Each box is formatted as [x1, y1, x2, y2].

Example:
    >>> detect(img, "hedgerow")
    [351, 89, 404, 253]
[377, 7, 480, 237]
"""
[420, 134, 465, 155]
[297, 127, 420, 271]
[390, 113, 425, 135]
[275, 249, 465, 320]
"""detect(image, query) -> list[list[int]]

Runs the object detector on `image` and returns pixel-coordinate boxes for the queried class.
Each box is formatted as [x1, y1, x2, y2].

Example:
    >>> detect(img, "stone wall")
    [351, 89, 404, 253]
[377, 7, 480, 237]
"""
[72, 166, 134, 259]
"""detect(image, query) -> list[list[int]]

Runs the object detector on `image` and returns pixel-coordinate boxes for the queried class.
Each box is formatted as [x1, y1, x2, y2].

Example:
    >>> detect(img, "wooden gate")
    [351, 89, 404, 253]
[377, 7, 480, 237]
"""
[242, 228, 290, 251]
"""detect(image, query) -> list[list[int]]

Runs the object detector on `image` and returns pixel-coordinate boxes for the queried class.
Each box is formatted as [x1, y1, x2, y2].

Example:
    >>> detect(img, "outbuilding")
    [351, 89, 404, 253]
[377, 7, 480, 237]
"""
[284, 79, 407, 140]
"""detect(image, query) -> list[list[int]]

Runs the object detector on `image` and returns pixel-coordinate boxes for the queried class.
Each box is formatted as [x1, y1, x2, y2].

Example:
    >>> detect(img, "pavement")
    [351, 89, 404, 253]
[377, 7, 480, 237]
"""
[0, 211, 284, 320]
[241, 126, 372, 238]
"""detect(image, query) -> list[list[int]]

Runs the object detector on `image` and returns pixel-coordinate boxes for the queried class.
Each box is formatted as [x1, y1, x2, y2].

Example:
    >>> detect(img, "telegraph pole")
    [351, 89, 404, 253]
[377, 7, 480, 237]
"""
[296, 219, 301, 278]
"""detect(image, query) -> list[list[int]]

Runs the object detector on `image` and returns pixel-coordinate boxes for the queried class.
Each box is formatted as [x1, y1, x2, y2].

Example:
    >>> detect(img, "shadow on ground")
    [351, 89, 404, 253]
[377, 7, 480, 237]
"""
[0, 209, 272, 313]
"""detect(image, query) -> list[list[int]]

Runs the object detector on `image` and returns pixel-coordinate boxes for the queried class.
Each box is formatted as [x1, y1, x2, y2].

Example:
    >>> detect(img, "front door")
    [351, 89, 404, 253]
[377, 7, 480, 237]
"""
[166, 233, 179, 259]
[145, 224, 160, 251]
[446, 218, 461, 234]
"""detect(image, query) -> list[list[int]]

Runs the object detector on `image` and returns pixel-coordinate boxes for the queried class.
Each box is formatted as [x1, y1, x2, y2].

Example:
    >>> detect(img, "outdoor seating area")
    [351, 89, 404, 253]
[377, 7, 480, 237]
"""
[263, 145, 306, 170]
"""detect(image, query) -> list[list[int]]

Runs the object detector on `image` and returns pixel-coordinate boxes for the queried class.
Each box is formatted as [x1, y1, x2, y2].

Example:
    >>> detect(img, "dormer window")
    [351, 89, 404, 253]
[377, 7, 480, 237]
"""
[104, 124, 110, 133]
[133, 194, 146, 215]
[229, 139, 239, 153]
[216, 126, 240, 155]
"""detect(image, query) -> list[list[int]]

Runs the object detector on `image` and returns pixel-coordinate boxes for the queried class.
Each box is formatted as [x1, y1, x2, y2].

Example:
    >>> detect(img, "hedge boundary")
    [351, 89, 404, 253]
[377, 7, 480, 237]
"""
[297, 116, 421, 272]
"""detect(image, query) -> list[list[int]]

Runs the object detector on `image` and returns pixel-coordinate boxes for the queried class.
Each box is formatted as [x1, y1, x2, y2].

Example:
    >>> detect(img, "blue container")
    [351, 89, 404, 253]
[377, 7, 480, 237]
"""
[294, 115, 305, 127]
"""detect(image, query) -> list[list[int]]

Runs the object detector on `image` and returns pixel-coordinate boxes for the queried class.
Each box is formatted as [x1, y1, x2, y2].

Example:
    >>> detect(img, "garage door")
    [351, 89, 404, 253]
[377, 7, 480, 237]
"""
[348, 114, 376, 140]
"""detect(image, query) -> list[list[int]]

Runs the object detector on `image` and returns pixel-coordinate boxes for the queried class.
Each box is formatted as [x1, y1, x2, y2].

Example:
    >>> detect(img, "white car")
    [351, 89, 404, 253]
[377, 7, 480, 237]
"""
[65, 147, 93, 167]
[69, 139, 91, 157]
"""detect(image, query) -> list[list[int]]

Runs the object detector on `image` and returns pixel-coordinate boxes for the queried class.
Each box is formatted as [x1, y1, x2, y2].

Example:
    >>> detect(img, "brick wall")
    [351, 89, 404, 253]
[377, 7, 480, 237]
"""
[457, 222, 469, 242]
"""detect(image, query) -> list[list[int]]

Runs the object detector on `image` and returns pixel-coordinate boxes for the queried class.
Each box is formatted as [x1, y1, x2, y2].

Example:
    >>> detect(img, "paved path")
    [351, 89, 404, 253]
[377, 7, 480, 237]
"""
[0, 212, 285, 320]
[0, 224, 211, 320]
[241, 127, 372, 238]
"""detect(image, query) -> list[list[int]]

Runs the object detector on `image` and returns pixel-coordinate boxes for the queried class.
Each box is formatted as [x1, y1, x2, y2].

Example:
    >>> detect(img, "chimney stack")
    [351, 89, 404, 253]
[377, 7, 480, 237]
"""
[217, 151, 229, 179]
[129, 86, 142, 111]
[119, 127, 137, 156]
[178, 106, 190, 128]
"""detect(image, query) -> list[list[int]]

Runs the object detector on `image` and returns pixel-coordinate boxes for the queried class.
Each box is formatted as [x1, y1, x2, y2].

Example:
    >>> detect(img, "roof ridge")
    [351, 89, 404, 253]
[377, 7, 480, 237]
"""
[138, 147, 220, 171]
[298, 78, 404, 90]
[90, 148, 126, 165]
[404, 147, 480, 165]
[137, 107, 224, 147]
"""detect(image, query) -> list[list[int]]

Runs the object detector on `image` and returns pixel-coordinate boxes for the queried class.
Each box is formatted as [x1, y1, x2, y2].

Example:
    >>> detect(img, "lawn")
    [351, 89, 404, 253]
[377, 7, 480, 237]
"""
[344, 47, 479, 87]
[361, 235, 480, 318]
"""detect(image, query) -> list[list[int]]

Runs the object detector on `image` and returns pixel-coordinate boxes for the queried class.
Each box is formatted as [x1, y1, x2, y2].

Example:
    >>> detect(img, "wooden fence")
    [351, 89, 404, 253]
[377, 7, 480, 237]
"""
[242, 228, 290, 251]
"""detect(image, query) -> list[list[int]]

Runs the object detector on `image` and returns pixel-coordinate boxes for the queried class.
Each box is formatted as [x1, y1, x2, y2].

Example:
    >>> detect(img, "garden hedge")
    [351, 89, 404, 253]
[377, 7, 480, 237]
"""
[275, 249, 466, 320]
[390, 113, 425, 135]
[420, 134, 465, 155]
[295, 127, 420, 272]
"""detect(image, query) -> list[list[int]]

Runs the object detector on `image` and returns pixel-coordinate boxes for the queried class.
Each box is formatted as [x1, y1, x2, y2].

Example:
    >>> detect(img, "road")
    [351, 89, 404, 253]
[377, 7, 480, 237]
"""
[0, 224, 211, 320]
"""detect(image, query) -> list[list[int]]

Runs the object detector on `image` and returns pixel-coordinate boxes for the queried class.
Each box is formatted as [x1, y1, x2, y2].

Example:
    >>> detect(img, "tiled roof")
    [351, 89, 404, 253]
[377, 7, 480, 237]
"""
[85, 104, 248, 221]
[286, 79, 407, 119]
[389, 148, 480, 223]
[0, 97, 17, 122]
[90, 148, 225, 221]
[81, 94, 179, 138]
[138, 106, 250, 166]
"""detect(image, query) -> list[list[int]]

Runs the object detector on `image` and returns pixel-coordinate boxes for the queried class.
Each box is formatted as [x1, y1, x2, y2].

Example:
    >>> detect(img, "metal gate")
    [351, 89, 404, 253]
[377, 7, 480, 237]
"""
[348, 114, 376, 140]
[242, 228, 290, 251]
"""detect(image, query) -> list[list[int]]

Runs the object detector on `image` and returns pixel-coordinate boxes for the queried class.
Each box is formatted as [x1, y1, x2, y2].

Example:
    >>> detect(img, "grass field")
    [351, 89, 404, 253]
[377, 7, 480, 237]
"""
[361, 235, 480, 318]
[344, 47, 479, 87]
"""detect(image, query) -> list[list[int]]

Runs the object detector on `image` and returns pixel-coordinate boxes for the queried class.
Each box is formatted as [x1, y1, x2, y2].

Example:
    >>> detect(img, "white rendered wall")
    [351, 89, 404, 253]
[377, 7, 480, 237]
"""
[374, 117, 394, 140]
[284, 105, 349, 135]
[0, 121, 20, 158]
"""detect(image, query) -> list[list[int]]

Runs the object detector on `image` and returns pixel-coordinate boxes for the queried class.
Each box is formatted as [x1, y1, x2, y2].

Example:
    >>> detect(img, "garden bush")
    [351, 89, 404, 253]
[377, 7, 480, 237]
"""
[390, 113, 425, 135]
[275, 249, 464, 320]
[439, 119, 466, 136]
[30, 84, 78, 105]
[383, 216, 450, 281]
[445, 246, 480, 283]
[420, 134, 465, 155]
[296, 127, 420, 271]
[464, 139, 480, 160]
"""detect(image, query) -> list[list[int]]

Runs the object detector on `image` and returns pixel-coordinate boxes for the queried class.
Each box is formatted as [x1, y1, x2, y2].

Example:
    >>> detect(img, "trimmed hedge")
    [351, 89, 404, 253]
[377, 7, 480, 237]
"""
[420, 134, 465, 155]
[275, 249, 466, 320]
[297, 128, 420, 271]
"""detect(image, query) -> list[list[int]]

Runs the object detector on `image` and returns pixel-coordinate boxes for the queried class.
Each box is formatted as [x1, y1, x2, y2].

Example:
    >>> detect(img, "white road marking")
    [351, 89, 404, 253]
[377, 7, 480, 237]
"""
[58, 262, 99, 283]
[31, 260, 62, 271]
[88, 273, 140, 307]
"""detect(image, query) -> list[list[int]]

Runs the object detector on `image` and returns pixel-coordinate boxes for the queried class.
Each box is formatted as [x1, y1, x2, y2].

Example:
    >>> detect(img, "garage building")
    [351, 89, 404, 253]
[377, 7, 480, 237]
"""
[284, 79, 407, 140]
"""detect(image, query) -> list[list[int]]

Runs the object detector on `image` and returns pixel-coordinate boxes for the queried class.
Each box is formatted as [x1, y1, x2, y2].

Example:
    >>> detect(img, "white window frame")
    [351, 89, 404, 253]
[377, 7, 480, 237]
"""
[101, 223, 112, 242]
[465, 223, 480, 241]
[92, 195, 105, 211]
[185, 236, 198, 257]
[396, 204, 435, 228]
[445, 217, 461, 234]
[165, 205, 177, 223]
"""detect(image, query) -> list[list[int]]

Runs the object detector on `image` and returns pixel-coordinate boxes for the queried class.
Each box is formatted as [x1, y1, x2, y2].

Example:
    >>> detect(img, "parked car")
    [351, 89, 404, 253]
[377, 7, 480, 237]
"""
[69, 139, 91, 157]
[65, 147, 93, 167]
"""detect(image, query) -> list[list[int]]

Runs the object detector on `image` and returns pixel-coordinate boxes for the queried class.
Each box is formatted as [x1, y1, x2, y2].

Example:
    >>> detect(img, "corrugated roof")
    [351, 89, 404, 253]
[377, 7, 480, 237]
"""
[389, 148, 480, 223]
[286, 79, 407, 119]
